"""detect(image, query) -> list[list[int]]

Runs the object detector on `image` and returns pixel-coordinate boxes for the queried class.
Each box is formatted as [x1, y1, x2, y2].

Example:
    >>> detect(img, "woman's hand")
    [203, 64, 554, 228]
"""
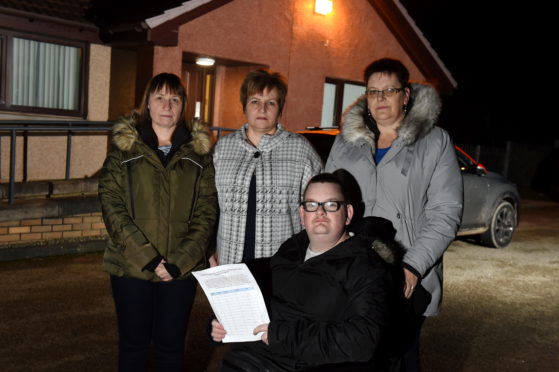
[253, 323, 269, 345]
[155, 259, 173, 282]
[208, 253, 219, 267]
[211, 319, 227, 342]
[403, 268, 418, 299]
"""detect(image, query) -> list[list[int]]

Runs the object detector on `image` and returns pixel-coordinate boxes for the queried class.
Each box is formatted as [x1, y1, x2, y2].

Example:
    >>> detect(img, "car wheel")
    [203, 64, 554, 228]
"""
[481, 200, 517, 248]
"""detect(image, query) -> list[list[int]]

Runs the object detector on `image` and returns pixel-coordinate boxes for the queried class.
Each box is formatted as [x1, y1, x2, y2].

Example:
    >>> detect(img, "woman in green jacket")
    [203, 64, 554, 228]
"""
[99, 73, 218, 371]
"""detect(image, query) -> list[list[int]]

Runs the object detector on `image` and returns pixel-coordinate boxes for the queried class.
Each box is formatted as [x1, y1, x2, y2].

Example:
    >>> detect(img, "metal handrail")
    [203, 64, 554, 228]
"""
[0, 122, 236, 205]
[209, 126, 236, 140]
[0, 120, 113, 204]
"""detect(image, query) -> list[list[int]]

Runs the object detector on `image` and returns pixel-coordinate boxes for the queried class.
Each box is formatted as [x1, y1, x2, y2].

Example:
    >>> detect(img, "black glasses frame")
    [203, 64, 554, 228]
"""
[300, 201, 347, 212]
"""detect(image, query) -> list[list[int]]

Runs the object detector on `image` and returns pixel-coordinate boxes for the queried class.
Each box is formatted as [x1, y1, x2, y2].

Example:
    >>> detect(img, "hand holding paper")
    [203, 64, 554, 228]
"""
[193, 264, 270, 343]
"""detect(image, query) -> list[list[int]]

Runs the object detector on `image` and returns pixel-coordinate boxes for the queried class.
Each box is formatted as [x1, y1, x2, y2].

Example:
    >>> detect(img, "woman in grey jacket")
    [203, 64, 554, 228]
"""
[325, 58, 463, 371]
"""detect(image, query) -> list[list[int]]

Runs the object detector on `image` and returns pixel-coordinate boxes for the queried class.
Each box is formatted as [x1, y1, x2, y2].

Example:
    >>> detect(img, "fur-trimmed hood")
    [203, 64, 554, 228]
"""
[111, 113, 212, 155]
[341, 83, 441, 152]
[350, 216, 405, 266]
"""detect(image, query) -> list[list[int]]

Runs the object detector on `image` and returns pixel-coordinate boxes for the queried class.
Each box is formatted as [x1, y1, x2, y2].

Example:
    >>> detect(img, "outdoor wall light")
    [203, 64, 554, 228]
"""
[195, 57, 215, 66]
[315, 0, 333, 15]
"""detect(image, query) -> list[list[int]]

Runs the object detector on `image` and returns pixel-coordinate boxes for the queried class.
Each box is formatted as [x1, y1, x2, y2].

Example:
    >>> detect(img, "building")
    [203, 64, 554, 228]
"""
[0, 0, 455, 257]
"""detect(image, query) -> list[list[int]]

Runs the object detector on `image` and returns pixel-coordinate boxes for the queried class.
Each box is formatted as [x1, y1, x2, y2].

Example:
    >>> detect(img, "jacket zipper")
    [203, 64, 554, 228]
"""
[183, 157, 203, 224]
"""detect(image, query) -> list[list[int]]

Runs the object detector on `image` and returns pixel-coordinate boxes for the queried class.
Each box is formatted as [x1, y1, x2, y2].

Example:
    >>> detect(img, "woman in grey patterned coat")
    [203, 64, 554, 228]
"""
[212, 69, 322, 265]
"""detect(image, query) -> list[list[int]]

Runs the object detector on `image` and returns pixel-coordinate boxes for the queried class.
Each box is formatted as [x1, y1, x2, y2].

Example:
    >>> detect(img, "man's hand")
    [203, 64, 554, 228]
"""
[403, 267, 418, 299]
[209, 253, 219, 267]
[253, 323, 269, 345]
[211, 319, 227, 342]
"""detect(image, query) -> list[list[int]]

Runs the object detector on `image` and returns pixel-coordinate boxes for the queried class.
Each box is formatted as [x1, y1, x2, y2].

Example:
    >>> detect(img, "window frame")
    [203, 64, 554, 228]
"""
[0, 29, 88, 117]
[323, 77, 365, 127]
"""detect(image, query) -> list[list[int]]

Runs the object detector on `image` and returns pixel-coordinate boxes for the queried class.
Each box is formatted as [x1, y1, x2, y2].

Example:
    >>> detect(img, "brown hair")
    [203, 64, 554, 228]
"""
[303, 172, 350, 202]
[363, 58, 410, 88]
[240, 69, 288, 114]
[137, 73, 188, 128]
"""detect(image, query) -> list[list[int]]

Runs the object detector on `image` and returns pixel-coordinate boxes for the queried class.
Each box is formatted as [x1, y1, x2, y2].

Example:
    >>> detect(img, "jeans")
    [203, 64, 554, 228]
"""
[110, 275, 197, 372]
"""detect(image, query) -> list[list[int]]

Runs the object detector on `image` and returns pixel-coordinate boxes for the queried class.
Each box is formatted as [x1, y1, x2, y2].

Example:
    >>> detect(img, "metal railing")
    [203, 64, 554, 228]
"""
[0, 123, 237, 205]
[210, 126, 236, 140]
[0, 120, 113, 204]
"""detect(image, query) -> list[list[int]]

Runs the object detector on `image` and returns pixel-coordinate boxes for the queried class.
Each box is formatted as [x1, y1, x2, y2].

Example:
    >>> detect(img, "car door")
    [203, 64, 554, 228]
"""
[458, 150, 490, 229]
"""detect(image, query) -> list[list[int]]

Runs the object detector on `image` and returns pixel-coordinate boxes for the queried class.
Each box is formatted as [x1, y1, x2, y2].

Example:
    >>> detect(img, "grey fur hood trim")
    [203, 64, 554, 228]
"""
[111, 112, 212, 155]
[371, 238, 405, 265]
[341, 83, 441, 151]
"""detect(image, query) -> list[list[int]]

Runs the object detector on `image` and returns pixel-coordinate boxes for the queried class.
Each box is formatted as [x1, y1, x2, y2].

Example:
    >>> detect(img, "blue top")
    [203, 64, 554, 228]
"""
[158, 145, 172, 156]
[375, 147, 390, 164]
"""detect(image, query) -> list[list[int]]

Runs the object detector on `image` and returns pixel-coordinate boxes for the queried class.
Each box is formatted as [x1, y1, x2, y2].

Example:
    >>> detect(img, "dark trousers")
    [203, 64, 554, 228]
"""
[402, 316, 426, 372]
[110, 275, 197, 372]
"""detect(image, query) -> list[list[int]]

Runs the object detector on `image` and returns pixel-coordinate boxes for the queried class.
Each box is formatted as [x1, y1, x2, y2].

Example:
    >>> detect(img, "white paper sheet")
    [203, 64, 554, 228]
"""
[192, 264, 270, 343]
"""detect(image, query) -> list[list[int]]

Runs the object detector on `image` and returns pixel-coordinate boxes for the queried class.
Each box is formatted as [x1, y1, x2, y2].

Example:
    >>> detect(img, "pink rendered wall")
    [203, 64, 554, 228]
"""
[214, 65, 262, 129]
[169, 0, 425, 131]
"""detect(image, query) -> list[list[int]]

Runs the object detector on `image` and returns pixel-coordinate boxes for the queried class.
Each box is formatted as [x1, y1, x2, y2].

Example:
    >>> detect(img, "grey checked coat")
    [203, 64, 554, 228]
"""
[214, 124, 322, 264]
[326, 83, 463, 316]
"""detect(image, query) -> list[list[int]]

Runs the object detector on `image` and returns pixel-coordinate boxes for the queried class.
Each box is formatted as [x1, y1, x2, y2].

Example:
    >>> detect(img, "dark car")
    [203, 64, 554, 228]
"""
[298, 128, 520, 248]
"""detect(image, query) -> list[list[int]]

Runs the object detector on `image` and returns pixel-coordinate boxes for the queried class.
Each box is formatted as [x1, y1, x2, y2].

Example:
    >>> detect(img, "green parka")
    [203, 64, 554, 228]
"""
[99, 115, 218, 281]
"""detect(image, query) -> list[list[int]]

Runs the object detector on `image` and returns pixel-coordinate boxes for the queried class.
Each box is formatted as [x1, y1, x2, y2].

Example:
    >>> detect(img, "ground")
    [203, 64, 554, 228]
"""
[0, 200, 557, 371]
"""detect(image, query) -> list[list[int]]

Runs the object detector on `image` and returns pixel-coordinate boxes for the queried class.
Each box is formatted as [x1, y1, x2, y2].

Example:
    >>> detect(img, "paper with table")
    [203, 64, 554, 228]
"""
[192, 263, 270, 343]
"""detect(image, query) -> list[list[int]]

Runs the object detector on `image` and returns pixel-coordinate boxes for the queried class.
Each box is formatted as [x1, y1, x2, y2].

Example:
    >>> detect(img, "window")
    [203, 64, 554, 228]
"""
[320, 78, 365, 127]
[0, 30, 86, 116]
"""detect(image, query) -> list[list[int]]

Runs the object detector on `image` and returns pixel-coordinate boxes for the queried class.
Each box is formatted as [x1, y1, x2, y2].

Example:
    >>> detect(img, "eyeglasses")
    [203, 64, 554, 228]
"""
[300, 201, 346, 212]
[366, 87, 404, 99]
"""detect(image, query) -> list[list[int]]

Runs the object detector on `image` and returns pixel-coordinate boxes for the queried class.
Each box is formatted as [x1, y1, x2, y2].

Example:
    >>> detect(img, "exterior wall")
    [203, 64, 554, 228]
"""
[171, 0, 426, 131]
[0, 44, 111, 182]
[109, 48, 138, 120]
[214, 65, 262, 129]
[0, 212, 107, 246]
[153, 46, 182, 77]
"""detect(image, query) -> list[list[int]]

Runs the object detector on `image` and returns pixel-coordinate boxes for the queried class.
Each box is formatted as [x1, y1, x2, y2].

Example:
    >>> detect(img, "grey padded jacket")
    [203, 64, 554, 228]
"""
[326, 83, 463, 316]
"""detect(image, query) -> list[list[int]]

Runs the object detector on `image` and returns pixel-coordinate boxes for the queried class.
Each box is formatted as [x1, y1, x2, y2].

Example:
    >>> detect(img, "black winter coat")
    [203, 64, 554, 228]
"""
[263, 231, 392, 370]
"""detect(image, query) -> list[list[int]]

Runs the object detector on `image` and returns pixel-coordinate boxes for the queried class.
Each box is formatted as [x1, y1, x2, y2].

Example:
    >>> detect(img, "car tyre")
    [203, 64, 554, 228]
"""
[481, 200, 517, 248]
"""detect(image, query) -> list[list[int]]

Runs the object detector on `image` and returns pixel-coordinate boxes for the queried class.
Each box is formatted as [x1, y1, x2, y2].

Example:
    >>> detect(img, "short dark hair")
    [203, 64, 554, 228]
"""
[138, 73, 188, 128]
[363, 58, 410, 88]
[240, 69, 288, 115]
[303, 172, 350, 202]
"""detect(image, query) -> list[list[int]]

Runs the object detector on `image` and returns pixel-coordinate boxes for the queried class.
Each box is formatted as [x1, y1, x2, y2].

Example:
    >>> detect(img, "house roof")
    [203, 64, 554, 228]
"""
[98, 0, 456, 93]
[85, 0, 186, 28]
[0, 0, 101, 42]
[88, 0, 232, 46]
[0, 0, 93, 24]
[0, 0, 456, 93]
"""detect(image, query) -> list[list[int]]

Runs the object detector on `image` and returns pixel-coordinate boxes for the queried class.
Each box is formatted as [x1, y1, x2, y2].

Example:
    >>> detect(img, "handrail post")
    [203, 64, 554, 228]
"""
[66, 123, 73, 180]
[9, 129, 16, 205]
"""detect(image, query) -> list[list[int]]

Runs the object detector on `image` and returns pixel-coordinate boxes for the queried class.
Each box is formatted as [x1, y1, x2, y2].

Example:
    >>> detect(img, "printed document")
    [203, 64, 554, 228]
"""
[192, 264, 270, 342]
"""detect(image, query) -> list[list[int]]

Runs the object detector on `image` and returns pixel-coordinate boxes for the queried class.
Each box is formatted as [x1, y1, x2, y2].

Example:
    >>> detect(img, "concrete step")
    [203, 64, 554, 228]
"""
[0, 177, 98, 200]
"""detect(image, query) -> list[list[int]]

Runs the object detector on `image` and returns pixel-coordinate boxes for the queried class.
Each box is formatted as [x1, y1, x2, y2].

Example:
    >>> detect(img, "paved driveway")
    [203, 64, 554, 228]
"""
[0, 200, 557, 371]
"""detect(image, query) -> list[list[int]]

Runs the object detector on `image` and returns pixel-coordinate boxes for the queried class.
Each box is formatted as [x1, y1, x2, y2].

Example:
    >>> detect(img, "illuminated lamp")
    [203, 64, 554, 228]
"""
[195, 57, 215, 66]
[315, 0, 333, 15]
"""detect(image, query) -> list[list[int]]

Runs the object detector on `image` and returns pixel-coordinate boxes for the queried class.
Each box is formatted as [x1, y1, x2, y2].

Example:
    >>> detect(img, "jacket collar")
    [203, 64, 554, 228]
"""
[341, 83, 441, 152]
[279, 227, 402, 266]
[111, 112, 212, 156]
[237, 123, 289, 153]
